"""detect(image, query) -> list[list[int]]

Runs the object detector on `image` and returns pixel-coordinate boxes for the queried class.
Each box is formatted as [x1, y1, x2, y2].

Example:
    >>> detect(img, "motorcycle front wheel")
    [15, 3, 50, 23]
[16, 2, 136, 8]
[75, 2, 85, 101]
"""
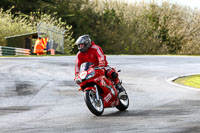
[84, 89, 104, 116]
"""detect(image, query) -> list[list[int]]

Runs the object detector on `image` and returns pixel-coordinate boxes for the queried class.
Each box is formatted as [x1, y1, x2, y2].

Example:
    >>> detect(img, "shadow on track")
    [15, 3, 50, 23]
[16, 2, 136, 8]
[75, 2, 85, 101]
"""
[102, 110, 149, 117]
[101, 103, 193, 117]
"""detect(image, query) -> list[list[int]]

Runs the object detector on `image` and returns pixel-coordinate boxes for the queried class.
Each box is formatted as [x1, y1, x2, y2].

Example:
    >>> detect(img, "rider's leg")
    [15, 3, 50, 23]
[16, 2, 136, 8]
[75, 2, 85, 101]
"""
[106, 68, 124, 93]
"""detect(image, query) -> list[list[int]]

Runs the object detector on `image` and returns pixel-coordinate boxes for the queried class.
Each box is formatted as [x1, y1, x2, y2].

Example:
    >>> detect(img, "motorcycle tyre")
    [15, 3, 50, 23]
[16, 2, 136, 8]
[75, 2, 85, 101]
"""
[116, 89, 129, 111]
[84, 89, 104, 116]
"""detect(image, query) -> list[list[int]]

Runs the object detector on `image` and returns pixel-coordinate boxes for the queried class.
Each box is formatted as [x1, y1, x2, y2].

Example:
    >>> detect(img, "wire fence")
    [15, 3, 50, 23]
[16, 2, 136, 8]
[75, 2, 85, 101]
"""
[37, 22, 66, 54]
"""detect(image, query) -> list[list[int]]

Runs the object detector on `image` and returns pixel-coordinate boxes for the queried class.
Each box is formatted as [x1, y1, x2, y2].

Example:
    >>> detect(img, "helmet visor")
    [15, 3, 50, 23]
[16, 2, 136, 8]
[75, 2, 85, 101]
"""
[78, 43, 85, 49]
[78, 43, 87, 52]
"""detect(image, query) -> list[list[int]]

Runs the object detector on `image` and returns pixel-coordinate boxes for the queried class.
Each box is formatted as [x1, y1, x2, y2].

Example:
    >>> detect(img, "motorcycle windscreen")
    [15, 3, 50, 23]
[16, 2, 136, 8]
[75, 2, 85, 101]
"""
[80, 62, 94, 73]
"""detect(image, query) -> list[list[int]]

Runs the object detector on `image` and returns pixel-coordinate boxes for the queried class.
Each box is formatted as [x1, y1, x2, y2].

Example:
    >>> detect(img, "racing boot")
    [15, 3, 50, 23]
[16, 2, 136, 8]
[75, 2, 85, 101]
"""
[115, 83, 127, 100]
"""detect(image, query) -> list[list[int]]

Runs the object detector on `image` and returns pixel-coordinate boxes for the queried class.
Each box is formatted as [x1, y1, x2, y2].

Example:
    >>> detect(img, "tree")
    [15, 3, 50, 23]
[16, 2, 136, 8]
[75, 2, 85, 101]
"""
[0, 0, 54, 14]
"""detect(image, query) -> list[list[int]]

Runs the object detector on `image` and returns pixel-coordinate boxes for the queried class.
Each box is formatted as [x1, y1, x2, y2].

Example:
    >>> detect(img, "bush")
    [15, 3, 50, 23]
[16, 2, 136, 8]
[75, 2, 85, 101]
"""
[0, 7, 33, 46]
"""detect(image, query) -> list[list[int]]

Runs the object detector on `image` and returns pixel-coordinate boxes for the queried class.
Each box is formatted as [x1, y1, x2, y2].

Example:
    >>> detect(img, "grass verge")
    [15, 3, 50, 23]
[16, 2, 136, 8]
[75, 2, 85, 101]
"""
[174, 75, 200, 88]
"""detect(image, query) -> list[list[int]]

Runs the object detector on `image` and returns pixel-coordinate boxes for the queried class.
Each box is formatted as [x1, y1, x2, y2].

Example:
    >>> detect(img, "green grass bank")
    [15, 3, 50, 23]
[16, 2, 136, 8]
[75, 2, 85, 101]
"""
[174, 75, 200, 88]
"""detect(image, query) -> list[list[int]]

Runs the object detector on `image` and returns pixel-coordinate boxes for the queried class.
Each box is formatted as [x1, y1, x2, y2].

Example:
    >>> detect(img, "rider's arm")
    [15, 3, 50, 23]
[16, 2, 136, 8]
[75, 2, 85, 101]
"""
[92, 45, 108, 67]
[75, 52, 82, 77]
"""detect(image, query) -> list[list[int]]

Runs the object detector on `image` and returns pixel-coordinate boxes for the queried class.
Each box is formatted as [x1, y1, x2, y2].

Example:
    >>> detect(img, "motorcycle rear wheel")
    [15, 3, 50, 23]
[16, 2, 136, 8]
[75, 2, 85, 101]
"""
[84, 89, 104, 116]
[116, 88, 129, 111]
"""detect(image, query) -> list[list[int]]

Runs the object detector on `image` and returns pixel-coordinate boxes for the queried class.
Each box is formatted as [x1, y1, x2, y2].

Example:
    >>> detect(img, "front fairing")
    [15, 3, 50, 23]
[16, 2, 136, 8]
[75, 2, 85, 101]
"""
[78, 67, 105, 87]
[79, 70, 101, 88]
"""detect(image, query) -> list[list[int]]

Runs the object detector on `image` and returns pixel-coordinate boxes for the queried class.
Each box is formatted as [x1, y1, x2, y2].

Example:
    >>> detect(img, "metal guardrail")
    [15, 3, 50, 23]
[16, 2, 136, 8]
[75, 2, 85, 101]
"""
[0, 46, 30, 56]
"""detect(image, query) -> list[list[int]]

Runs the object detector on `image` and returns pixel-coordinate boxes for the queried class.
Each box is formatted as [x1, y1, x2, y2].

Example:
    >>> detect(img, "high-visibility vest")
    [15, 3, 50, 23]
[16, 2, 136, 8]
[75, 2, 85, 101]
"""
[34, 38, 45, 53]
[41, 38, 48, 49]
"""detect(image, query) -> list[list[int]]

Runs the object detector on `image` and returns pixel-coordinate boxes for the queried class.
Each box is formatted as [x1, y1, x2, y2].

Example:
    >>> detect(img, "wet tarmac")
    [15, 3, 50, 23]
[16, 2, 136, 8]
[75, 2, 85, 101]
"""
[0, 56, 200, 133]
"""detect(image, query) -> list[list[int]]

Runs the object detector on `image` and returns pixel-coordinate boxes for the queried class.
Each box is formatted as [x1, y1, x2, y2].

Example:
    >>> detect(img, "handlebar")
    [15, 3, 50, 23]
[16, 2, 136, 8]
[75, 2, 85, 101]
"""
[94, 66, 121, 72]
[94, 67, 105, 70]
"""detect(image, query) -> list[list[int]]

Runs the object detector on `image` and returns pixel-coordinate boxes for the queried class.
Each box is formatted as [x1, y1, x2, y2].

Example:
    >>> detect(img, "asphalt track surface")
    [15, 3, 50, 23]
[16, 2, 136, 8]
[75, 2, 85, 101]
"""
[0, 55, 200, 133]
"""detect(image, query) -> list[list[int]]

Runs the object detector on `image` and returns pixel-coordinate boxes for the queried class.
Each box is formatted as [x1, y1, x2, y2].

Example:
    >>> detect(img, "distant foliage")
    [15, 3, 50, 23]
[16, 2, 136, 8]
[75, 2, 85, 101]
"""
[94, 0, 200, 55]
[0, 8, 33, 46]
[0, 0, 200, 55]
[57, 0, 200, 55]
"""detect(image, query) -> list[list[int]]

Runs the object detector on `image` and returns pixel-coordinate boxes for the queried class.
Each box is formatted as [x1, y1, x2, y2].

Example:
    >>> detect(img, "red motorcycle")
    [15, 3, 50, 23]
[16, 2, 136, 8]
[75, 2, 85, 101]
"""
[75, 62, 129, 116]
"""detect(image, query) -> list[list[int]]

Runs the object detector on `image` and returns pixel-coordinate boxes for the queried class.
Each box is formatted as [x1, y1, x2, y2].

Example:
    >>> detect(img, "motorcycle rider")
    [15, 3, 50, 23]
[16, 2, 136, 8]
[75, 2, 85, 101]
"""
[74, 34, 125, 97]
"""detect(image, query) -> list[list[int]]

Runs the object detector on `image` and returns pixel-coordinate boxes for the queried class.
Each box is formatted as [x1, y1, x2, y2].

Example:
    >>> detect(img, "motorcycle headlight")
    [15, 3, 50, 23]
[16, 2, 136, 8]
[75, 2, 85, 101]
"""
[86, 71, 95, 79]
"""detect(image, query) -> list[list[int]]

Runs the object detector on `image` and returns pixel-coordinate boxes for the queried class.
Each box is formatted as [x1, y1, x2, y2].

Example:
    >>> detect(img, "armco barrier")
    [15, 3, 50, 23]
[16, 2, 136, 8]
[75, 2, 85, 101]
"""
[0, 46, 30, 56]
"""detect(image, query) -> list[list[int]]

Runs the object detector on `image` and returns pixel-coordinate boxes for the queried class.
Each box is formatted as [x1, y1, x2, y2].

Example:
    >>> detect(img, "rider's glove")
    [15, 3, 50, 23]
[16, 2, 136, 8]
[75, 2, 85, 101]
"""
[74, 74, 78, 81]
[75, 78, 81, 84]
[74, 75, 82, 85]
[89, 64, 96, 68]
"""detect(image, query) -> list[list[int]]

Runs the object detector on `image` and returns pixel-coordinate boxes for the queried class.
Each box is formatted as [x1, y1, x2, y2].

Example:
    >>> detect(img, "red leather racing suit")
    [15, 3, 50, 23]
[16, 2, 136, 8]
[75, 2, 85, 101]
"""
[75, 41, 108, 76]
